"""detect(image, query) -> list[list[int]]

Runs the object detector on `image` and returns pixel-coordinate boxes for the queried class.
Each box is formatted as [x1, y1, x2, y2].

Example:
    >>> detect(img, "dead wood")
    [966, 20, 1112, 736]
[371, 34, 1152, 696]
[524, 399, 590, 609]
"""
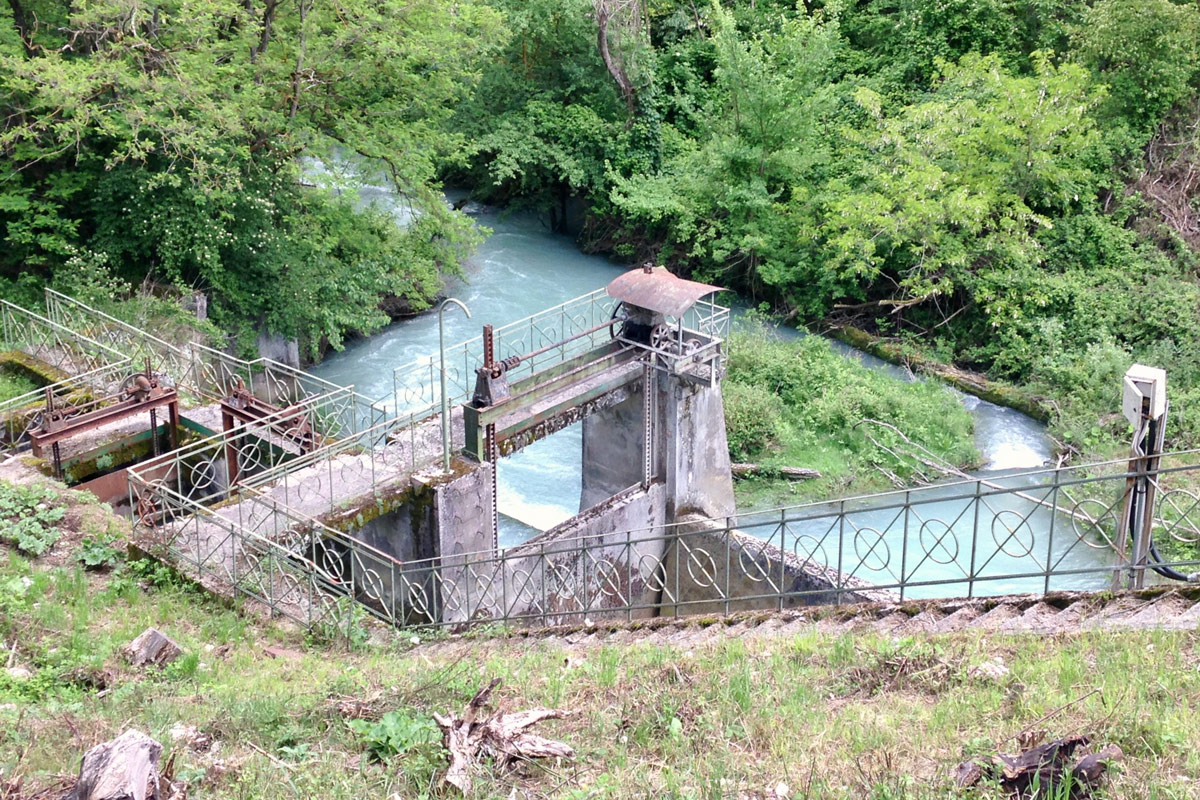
[730, 463, 821, 480]
[122, 629, 181, 669]
[952, 734, 1122, 798]
[433, 678, 573, 795]
[73, 730, 162, 800]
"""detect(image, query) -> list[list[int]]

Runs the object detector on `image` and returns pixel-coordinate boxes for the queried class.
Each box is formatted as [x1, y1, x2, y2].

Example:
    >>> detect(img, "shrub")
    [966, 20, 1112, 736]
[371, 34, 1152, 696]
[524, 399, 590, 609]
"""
[0, 482, 65, 556]
[723, 382, 784, 461]
[349, 709, 438, 759]
[76, 532, 124, 570]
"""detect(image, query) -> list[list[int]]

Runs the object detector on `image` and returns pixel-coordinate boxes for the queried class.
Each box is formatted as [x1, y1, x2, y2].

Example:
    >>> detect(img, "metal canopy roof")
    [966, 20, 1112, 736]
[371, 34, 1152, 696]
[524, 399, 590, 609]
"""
[605, 266, 723, 319]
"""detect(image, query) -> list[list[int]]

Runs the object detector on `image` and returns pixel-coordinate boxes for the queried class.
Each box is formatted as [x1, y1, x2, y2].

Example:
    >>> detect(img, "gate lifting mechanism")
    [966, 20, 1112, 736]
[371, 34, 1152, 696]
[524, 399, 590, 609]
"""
[464, 265, 723, 552]
[28, 358, 180, 478]
[219, 377, 318, 487]
[470, 264, 723, 409]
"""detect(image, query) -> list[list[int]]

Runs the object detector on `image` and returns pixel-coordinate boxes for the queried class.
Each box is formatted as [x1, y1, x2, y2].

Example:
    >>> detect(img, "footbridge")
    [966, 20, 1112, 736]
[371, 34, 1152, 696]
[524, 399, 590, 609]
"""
[3, 275, 1199, 634]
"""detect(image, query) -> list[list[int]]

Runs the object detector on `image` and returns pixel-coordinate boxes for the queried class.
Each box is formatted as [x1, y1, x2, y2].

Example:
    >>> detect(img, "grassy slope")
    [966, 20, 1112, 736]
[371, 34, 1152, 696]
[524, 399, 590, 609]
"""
[2, 488, 1199, 800]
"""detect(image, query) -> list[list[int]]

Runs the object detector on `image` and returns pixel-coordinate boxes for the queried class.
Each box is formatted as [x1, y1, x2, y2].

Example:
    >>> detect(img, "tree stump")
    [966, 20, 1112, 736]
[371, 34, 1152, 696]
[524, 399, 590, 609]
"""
[122, 629, 182, 668]
[74, 730, 162, 800]
[433, 678, 573, 795]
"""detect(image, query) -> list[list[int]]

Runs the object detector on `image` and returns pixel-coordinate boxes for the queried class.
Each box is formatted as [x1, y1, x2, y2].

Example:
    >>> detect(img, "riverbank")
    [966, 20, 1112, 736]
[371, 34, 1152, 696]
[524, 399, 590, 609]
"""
[725, 327, 983, 509]
[2, 495, 1196, 799]
[831, 325, 1054, 424]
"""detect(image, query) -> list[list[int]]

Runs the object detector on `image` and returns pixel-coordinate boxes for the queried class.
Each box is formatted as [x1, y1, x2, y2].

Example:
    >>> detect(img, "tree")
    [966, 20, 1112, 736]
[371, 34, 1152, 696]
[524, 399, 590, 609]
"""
[0, 0, 501, 353]
[611, 3, 839, 304]
[823, 54, 1103, 312]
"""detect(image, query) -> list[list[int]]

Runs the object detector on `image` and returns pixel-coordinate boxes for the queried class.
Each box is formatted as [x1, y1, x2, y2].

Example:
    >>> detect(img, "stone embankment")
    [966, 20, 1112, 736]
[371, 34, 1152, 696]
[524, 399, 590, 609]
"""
[414, 586, 1200, 657]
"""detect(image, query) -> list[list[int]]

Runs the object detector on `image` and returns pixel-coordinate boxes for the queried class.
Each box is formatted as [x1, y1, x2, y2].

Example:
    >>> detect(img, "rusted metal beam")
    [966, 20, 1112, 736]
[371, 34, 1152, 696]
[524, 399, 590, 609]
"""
[472, 346, 637, 428]
[28, 364, 180, 477]
[219, 381, 317, 454]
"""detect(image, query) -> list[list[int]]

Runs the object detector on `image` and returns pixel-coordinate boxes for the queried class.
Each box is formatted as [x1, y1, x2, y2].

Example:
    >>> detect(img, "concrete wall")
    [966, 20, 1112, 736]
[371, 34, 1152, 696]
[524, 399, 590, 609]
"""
[658, 516, 896, 615]
[661, 376, 735, 520]
[580, 386, 645, 511]
[444, 483, 668, 626]
[255, 331, 301, 369]
[341, 460, 494, 625]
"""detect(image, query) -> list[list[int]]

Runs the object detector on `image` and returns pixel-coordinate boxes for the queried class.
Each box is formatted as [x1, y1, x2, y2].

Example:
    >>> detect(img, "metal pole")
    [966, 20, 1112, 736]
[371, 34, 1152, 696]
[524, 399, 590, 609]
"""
[438, 299, 472, 473]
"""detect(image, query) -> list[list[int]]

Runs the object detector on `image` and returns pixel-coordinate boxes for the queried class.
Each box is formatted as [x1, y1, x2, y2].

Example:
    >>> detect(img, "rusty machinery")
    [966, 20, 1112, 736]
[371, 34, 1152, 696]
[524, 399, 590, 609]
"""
[29, 359, 180, 478]
[219, 378, 318, 486]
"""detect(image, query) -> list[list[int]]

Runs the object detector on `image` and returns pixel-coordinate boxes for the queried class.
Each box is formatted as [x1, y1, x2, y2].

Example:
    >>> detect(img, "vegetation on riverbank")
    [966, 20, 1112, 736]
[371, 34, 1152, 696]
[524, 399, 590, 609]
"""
[447, 0, 1200, 465]
[2, 487, 1199, 799]
[725, 325, 981, 507]
[3, 0, 1199, 461]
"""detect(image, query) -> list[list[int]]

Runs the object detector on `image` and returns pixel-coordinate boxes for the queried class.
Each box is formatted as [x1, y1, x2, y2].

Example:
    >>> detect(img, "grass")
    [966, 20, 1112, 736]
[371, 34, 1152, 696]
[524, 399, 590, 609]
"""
[0, 369, 39, 403]
[2, 488, 1199, 799]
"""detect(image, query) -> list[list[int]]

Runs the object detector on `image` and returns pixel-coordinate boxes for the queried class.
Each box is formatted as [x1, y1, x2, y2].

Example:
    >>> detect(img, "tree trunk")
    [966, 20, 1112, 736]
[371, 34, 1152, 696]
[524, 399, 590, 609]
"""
[594, 1, 637, 116]
[6, 0, 38, 57]
[730, 463, 821, 480]
[74, 730, 163, 800]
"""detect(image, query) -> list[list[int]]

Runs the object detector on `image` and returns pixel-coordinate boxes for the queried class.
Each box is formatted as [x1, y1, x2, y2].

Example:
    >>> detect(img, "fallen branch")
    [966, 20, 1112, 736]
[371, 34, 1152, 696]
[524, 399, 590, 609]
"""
[433, 678, 573, 795]
[953, 733, 1122, 799]
[730, 463, 821, 481]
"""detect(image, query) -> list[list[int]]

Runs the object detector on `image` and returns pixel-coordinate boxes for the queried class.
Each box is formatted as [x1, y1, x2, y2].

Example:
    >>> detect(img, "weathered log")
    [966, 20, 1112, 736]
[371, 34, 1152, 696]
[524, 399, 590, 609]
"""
[951, 734, 1122, 798]
[433, 678, 573, 795]
[122, 628, 182, 668]
[1072, 745, 1123, 786]
[73, 729, 162, 800]
[730, 463, 821, 480]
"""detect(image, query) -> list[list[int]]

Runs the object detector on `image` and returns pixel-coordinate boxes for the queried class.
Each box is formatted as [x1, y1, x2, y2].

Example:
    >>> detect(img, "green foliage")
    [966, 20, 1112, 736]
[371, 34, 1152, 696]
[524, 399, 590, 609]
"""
[0, 482, 65, 556]
[0, 0, 502, 352]
[75, 531, 124, 571]
[348, 709, 440, 761]
[725, 327, 979, 490]
[0, 369, 38, 403]
[1075, 0, 1200, 137]
[723, 381, 784, 460]
[826, 53, 1103, 304]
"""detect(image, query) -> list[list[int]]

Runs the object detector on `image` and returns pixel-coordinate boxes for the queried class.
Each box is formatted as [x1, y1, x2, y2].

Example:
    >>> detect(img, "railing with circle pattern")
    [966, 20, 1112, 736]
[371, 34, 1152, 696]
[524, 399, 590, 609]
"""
[129, 450, 1200, 633]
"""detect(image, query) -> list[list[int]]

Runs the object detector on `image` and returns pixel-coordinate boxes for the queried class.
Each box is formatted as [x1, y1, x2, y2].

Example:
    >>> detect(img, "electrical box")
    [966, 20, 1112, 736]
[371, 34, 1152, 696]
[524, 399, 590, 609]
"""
[1122, 364, 1167, 426]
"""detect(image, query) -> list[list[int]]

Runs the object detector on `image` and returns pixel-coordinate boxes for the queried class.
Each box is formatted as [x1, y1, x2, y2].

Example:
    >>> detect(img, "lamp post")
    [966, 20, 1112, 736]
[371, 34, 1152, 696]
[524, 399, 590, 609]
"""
[438, 298, 472, 472]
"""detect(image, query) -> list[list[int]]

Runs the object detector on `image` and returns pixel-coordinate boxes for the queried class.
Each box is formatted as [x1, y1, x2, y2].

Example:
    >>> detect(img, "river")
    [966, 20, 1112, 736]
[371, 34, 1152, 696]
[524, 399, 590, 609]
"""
[311, 199, 1113, 595]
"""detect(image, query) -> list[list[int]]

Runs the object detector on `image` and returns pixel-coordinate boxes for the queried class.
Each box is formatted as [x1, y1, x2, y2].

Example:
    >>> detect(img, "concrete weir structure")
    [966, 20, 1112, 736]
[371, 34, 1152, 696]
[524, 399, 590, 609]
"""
[4, 275, 884, 630]
[365, 267, 890, 626]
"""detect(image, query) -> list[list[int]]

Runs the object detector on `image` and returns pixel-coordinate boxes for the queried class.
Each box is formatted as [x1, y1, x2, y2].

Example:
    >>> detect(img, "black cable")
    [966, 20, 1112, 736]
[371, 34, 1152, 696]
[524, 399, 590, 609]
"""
[1148, 537, 1192, 582]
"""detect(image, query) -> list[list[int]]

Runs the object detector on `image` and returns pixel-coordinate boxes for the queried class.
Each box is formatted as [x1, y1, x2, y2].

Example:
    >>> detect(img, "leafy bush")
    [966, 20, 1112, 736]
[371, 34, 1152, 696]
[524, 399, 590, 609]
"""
[726, 328, 979, 484]
[723, 382, 785, 461]
[0, 482, 65, 556]
[76, 532, 124, 570]
[349, 709, 440, 762]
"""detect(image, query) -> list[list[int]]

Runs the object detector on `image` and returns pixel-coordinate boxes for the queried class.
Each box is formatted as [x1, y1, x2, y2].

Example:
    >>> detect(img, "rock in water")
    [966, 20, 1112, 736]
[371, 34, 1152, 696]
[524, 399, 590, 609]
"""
[74, 729, 162, 800]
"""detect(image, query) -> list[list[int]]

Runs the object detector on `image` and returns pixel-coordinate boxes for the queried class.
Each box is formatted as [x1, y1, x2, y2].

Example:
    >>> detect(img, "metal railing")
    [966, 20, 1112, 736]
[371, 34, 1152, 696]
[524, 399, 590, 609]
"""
[389, 288, 626, 416]
[0, 360, 136, 456]
[131, 450, 1200, 632]
[1, 300, 126, 378]
[388, 288, 731, 415]
[126, 388, 373, 506]
[44, 290, 386, 432]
